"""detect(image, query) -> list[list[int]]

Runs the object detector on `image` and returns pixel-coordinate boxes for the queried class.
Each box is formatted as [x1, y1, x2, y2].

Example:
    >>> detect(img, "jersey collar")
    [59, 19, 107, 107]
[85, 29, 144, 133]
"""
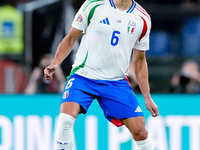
[109, 0, 136, 13]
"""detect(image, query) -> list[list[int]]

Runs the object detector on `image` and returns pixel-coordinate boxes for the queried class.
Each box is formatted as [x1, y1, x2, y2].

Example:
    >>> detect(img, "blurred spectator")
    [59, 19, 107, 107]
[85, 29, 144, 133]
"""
[180, 0, 200, 14]
[170, 59, 200, 93]
[25, 53, 66, 94]
[0, 0, 23, 55]
[0, 59, 27, 93]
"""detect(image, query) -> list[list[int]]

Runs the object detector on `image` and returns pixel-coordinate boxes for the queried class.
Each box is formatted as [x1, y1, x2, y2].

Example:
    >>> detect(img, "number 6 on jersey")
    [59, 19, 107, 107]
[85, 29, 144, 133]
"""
[111, 30, 121, 46]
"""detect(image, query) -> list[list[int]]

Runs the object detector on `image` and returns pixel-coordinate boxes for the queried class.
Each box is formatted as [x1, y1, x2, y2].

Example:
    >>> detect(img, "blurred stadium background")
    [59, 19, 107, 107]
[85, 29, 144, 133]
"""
[0, 0, 200, 150]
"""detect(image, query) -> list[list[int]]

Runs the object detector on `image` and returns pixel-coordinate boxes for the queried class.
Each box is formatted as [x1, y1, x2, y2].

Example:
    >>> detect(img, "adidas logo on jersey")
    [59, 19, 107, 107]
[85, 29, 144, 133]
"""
[135, 106, 142, 112]
[100, 18, 110, 25]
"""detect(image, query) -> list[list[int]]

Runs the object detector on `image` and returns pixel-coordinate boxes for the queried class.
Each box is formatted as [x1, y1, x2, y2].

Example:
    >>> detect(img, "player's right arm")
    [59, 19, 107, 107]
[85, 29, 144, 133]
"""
[44, 27, 82, 81]
[44, 0, 94, 81]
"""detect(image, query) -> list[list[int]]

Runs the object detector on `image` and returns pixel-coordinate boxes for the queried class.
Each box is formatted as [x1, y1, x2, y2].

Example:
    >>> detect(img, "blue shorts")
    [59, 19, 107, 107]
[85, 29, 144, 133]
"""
[61, 74, 144, 127]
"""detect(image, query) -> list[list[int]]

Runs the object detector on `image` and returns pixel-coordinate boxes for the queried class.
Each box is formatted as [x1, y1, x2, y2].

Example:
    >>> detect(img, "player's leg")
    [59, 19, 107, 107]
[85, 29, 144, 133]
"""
[55, 102, 81, 150]
[121, 117, 154, 150]
[96, 78, 154, 149]
[60, 101, 82, 118]
[55, 74, 96, 150]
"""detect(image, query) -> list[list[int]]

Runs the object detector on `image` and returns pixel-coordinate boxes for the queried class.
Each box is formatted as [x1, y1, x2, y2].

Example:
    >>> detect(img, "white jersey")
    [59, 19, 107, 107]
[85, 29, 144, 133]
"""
[71, 0, 151, 80]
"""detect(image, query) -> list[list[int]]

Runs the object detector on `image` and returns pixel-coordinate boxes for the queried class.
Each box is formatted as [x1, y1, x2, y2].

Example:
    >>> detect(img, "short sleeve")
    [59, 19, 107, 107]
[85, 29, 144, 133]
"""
[134, 16, 151, 51]
[72, 1, 89, 33]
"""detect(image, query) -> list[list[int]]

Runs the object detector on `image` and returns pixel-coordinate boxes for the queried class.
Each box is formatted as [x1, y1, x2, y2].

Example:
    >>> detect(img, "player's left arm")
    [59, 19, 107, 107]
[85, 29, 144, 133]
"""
[132, 49, 159, 117]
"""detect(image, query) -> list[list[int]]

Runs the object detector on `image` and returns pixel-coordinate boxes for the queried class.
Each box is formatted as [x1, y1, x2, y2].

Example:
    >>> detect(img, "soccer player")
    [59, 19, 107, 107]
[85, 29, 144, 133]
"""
[44, 0, 159, 149]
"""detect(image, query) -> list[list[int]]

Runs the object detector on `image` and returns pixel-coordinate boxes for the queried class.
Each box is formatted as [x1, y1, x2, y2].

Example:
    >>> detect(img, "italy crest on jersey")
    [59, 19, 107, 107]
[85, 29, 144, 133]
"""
[127, 20, 136, 34]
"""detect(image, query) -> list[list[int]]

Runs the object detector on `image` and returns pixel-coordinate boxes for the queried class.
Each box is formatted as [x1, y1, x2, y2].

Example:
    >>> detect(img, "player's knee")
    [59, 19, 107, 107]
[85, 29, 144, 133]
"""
[133, 127, 148, 141]
[56, 113, 75, 136]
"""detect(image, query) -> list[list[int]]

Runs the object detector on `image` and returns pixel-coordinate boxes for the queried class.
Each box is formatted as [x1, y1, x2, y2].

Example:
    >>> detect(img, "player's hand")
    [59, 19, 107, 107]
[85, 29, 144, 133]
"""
[44, 64, 58, 81]
[145, 98, 159, 117]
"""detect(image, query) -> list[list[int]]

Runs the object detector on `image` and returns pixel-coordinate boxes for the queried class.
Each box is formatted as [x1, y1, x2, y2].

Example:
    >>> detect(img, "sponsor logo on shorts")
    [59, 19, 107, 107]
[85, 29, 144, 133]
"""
[63, 90, 69, 99]
[135, 105, 142, 112]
